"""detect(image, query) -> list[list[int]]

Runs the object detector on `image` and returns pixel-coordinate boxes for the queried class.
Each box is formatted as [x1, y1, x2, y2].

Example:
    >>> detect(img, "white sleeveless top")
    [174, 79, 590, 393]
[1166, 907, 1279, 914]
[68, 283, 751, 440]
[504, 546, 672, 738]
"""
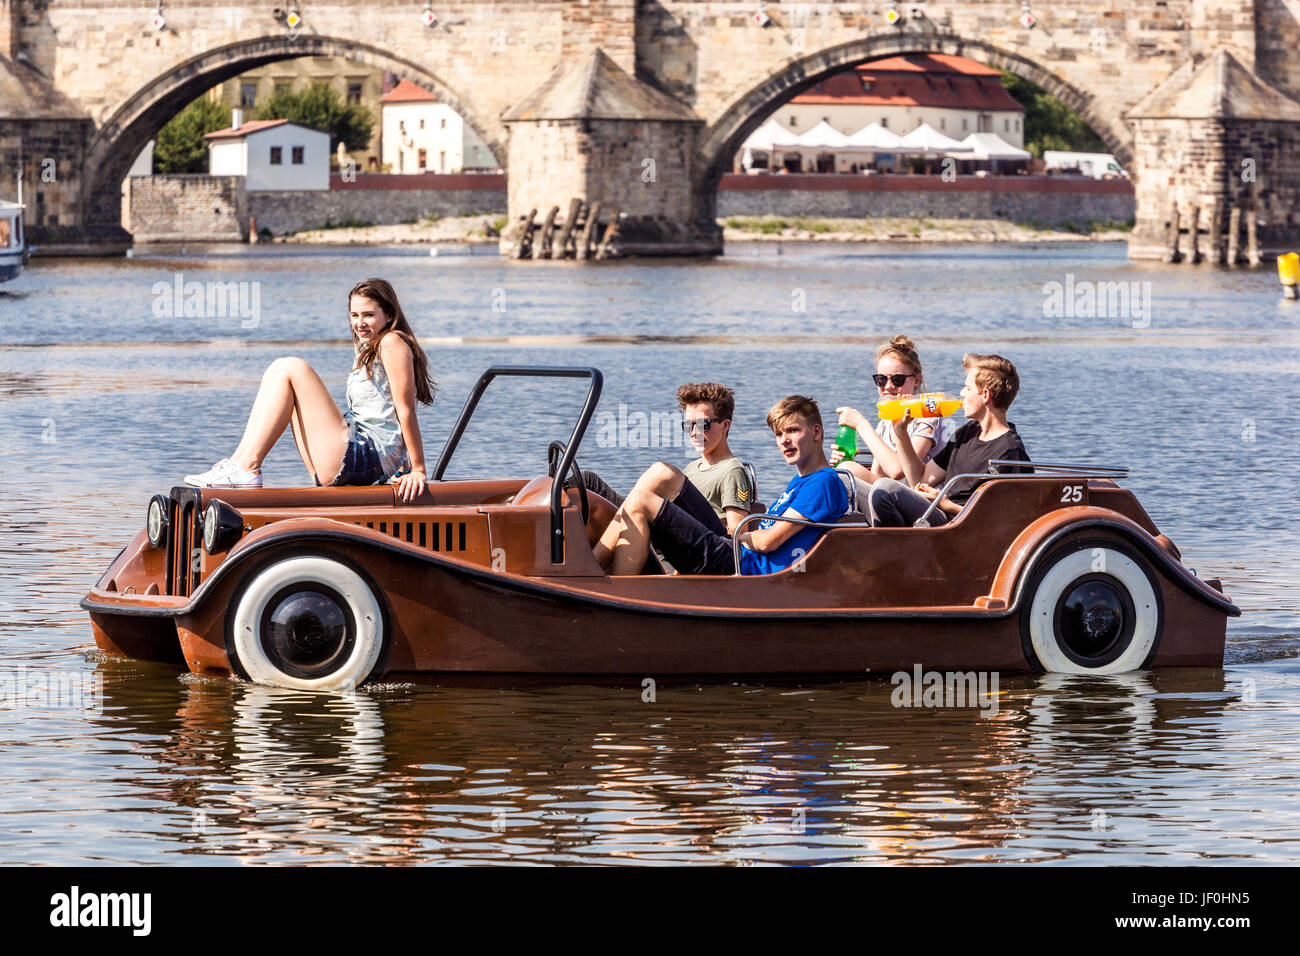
[875, 414, 952, 464]
[342, 356, 407, 478]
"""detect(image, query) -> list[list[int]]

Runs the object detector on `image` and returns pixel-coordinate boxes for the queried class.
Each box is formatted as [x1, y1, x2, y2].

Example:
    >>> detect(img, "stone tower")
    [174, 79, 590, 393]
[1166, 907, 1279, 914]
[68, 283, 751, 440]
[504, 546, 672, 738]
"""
[501, 48, 720, 257]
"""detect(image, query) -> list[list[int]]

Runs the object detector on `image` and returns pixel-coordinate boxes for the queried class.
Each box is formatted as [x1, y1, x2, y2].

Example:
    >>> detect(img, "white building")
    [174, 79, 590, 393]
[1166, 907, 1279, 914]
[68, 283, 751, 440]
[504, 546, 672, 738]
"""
[766, 53, 1025, 165]
[379, 78, 496, 174]
[204, 113, 331, 190]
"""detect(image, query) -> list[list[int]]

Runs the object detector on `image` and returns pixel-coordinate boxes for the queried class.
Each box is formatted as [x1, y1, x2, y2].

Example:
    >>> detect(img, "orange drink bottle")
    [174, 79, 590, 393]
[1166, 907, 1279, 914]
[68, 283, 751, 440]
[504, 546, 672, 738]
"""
[877, 392, 962, 421]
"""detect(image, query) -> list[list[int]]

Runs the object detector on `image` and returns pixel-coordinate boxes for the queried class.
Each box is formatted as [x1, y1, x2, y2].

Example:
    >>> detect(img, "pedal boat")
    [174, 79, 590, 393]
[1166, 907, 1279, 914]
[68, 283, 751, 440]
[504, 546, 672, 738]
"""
[82, 366, 1239, 691]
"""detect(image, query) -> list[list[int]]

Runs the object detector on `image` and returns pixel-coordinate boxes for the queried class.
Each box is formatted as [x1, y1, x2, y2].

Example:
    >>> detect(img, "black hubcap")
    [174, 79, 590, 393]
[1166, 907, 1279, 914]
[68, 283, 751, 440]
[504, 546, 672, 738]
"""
[261, 586, 355, 679]
[1054, 574, 1135, 666]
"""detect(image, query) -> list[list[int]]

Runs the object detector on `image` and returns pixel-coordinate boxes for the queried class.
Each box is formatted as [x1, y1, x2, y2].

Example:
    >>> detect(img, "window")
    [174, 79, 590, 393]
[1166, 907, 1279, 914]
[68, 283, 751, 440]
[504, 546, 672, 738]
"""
[347, 82, 362, 105]
[419, 119, 425, 130]
[860, 78, 873, 93]
[1016, 118, 1021, 131]
[440, 117, 446, 129]
[399, 120, 405, 133]
[291, 146, 304, 165]
[881, 117, 888, 128]
[439, 150, 445, 171]
[418, 148, 427, 170]
[240, 83, 257, 108]
[1004, 118, 1010, 132]
[789, 116, 798, 128]
[962, 118, 968, 131]
[940, 118, 946, 130]
[270, 146, 282, 165]
[274, 80, 291, 96]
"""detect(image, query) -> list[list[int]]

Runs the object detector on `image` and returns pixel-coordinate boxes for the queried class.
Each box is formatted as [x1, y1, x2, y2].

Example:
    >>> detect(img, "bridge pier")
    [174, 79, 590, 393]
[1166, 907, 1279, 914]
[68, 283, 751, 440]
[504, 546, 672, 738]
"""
[499, 49, 720, 259]
[1128, 49, 1300, 263]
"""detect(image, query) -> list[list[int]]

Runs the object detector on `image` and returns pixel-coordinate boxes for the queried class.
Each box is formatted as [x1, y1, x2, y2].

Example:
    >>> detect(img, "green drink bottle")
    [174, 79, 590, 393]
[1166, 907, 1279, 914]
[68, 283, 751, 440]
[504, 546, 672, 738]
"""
[832, 425, 857, 464]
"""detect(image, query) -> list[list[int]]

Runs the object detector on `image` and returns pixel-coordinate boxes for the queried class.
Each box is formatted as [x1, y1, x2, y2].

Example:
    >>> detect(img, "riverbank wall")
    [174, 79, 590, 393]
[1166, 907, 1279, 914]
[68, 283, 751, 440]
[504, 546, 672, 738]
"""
[124, 171, 1133, 243]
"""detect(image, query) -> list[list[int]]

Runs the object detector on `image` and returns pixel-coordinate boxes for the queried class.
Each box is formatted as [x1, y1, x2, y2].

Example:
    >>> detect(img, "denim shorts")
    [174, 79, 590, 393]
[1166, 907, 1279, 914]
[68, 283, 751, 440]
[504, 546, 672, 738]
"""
[321, 433, 387, 487]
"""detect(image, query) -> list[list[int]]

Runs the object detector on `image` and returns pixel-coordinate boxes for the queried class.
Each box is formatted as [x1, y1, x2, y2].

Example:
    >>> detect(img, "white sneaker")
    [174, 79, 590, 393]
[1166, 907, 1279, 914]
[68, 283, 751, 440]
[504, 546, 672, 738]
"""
[185, 457, 263, 488]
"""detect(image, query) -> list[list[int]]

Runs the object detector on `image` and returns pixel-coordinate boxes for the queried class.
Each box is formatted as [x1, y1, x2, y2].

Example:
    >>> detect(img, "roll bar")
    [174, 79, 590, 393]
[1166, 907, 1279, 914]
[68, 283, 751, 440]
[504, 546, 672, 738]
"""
[911, 459, 1129, 527]
[433, 366, 603, 563]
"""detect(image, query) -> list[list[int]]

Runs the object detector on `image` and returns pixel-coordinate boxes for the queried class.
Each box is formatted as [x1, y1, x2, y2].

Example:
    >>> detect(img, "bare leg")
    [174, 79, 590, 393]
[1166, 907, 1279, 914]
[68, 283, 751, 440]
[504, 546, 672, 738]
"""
[592, 462, 685, 570]
[231, 357, 349, 482]
[593, 487, 664, 575]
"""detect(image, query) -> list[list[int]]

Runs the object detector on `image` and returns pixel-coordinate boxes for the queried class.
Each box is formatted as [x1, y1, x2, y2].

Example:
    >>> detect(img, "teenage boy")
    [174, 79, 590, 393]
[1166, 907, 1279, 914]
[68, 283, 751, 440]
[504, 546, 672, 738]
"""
[868, 353, 1031, 527]
[594, 395, 847, 576]
[582, 382, 754, 531]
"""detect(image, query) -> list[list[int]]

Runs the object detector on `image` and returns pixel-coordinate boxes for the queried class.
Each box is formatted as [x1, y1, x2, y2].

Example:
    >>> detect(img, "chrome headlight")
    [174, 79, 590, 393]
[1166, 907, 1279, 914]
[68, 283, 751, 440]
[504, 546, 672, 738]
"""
[146, 494, 169, 549]
[202, 499, 245, 554]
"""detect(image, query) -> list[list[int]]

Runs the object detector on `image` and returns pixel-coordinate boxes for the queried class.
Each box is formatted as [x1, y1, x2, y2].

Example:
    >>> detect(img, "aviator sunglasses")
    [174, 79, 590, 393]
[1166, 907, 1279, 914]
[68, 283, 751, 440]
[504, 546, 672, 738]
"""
[872, 372, 919, 388]
[681, 417, 724, 434]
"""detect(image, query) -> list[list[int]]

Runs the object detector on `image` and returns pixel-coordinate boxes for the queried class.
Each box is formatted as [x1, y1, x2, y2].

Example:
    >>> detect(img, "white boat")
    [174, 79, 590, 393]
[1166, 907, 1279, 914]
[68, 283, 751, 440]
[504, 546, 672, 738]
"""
[0, 200, 28, 283]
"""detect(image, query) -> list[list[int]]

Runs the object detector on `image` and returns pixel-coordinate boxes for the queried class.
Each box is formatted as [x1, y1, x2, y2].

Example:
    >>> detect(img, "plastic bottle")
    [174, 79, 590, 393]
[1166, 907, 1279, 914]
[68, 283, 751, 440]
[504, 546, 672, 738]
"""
[877, 392, 962, 421]
[832, 425, 858, 463]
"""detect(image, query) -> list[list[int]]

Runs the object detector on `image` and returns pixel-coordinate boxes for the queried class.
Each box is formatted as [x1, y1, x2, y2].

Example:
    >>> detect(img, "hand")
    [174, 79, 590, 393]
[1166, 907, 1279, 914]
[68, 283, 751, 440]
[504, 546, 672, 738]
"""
[396, 469, 427, 503]
[829, 446, 844, 466]
[914, 482, 940, 501]
[835, 406, 866, 432]
[891, 408, 913, 435]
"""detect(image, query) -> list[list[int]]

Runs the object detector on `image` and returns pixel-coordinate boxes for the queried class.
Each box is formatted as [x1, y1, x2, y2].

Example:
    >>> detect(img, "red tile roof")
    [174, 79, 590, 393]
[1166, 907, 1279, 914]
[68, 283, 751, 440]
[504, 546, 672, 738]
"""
[380, 78, 437, 104]
[792, 54, 1024, 112]
[203, 118, 292, 140]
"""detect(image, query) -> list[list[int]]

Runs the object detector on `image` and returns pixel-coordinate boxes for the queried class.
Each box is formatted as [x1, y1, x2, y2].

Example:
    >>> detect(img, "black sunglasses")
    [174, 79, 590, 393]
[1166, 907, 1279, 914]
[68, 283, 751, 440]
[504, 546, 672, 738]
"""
[681, 417, 723, 434]
[872, 373, 918, 388]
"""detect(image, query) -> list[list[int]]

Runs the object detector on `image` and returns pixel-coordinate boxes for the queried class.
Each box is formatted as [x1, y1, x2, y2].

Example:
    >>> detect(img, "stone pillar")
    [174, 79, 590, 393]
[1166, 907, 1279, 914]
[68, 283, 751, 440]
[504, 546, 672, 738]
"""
[1128, 48, 1300, 262]
[501, 48, 720, 258]
[1, 0, 18, 60]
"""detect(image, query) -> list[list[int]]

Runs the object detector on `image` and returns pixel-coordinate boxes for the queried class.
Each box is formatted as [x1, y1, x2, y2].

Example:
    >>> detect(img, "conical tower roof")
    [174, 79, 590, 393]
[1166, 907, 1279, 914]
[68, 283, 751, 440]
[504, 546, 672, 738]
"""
[1128, 47, 1300, 121]
[504, 48, 700, 123]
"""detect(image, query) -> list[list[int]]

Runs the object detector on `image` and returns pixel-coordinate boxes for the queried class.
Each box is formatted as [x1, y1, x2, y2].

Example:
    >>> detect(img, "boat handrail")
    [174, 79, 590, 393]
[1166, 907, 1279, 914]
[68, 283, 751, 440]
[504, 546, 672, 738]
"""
[912, 459, 1128, 527]
[730, 511, 866, 575]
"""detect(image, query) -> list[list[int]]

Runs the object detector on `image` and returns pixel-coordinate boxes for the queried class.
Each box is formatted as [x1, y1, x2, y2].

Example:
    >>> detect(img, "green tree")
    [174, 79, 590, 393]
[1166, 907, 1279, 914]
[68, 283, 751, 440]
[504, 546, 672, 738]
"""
[255, 82, 374, 160]
[1000, 72, 1108, 158]
[154, 96, 232, 173]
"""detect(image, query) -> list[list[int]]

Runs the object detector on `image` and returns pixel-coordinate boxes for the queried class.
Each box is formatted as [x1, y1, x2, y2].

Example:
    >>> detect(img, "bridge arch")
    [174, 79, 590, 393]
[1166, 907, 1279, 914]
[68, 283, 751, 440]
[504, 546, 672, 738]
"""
[82, 34, 506, 225]
[693, 32, 1132, 218]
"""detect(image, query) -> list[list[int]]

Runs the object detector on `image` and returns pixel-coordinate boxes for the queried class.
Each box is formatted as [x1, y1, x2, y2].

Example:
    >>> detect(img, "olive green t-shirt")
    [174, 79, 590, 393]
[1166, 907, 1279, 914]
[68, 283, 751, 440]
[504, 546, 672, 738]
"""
[684, 457, 755, 520]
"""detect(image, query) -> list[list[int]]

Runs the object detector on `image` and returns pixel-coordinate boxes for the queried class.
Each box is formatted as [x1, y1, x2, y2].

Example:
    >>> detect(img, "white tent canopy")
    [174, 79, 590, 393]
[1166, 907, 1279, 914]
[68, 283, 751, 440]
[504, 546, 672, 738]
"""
[795, 119, 851, 150]
[843, 122, 903, 150]
[742, 118, 804, 152]
[896, 122, 973, 154]
[959, 132, 1031, 160]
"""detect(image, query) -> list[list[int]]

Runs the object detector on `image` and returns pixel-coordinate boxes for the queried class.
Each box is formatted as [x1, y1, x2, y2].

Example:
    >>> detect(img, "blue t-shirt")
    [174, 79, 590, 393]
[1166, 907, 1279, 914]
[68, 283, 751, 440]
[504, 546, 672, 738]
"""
[740, 467, 848, 575]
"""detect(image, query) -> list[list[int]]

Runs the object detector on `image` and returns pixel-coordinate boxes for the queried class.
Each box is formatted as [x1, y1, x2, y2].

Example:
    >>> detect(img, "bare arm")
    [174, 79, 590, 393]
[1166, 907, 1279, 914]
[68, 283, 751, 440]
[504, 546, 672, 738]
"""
[379, 335, 427, 502]
[740, 507, 811, 553]
[723, 506, 749, 534]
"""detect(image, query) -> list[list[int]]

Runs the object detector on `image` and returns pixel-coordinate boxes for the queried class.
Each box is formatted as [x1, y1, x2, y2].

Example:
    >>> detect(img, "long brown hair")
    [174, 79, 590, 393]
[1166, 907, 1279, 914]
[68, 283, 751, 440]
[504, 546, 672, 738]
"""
[348, 278, 436, 405]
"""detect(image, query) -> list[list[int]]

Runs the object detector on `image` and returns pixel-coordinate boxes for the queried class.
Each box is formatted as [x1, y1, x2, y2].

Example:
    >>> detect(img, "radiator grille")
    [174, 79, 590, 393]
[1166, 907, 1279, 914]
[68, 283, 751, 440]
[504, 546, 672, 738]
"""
[360, 520, 467, 552]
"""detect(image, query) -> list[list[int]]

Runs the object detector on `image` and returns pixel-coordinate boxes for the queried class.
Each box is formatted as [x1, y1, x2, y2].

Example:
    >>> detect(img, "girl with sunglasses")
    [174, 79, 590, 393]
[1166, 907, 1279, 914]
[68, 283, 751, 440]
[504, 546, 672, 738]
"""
[833, 334, 951, 484]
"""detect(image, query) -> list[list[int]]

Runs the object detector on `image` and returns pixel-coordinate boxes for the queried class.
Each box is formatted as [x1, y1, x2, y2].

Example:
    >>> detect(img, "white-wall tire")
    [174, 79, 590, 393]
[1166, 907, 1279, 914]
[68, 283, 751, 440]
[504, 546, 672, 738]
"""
[1023, 541, 1161, 675]
[229, 556, 385, 691]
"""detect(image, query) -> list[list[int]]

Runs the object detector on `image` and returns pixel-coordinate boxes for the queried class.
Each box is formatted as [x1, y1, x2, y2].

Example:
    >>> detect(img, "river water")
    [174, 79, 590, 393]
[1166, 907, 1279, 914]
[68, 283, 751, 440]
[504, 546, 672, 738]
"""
[1, 240, 1297, 864]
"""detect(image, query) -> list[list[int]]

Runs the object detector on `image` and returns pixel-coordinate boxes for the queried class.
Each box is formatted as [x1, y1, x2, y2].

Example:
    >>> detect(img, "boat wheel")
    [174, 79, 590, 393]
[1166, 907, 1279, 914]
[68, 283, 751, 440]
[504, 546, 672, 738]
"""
[1021, 538, 1162, 674]
[229, 556, 386, 691]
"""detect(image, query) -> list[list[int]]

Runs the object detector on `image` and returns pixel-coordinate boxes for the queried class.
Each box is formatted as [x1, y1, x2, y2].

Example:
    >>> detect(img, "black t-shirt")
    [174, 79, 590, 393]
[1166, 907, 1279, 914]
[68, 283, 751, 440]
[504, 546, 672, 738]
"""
[933, 421, 1032, 503]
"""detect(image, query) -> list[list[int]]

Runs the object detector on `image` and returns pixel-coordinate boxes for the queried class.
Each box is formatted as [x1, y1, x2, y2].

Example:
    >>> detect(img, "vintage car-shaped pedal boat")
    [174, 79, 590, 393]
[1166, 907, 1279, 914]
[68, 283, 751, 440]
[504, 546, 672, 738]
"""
[83, 366, 1239, 690]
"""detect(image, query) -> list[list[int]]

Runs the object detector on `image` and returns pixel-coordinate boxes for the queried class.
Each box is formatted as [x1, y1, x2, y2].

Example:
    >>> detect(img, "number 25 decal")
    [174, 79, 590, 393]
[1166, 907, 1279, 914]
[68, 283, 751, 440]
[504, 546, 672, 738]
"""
[1060, 484, 1084, 503]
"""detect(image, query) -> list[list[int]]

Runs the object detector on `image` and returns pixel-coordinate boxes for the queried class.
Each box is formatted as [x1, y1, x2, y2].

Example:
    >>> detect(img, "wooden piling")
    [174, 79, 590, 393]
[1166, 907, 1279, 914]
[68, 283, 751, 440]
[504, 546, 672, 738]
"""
[1208, 206, 1223, 265]
[1163, 202, 1180, 264]
[577, 202, 601, 261]
[1246, 209, 1261, 266]
[1188, 205, 1201, 264]
[554, 198, 582, 260]
[595, 208, 621, 261]
[534, 205, 559, 259]
[510, 208, 537, 260]
[1227, 207, 1241, 265]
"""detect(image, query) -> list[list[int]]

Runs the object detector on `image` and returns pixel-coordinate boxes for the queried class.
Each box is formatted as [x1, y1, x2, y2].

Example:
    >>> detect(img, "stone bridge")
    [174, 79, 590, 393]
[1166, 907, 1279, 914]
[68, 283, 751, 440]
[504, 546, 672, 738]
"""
[3, 0, 1299, 258]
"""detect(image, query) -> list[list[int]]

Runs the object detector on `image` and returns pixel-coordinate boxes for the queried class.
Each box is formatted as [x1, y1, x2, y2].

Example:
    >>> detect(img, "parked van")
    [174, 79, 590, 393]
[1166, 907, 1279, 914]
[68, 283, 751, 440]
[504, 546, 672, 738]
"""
[1043, 150, 1127, 180]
